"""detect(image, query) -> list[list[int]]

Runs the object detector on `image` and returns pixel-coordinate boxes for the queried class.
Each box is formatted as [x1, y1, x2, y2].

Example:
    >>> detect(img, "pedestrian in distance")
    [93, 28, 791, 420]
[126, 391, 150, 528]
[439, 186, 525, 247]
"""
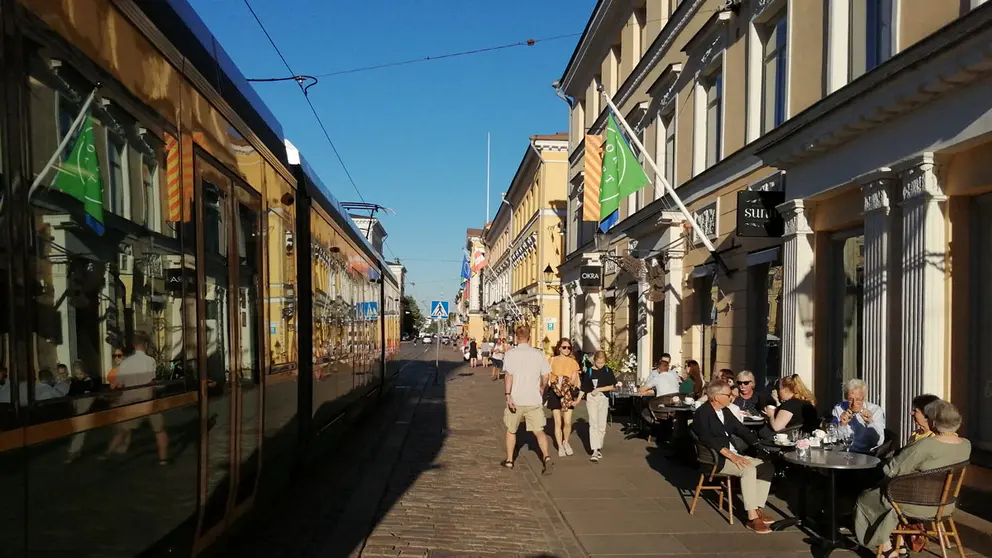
[501, 325, 554, 475]
[469, 338, 478, 368]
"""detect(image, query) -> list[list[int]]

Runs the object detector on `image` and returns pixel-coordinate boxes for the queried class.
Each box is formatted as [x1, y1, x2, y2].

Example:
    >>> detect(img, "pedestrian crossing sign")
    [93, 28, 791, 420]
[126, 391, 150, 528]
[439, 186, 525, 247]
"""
[430, 300, 449, 319]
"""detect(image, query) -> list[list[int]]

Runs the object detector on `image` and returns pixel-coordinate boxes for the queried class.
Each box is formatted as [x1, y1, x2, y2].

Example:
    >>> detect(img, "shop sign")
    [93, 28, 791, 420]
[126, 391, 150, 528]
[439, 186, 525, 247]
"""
[579, 266, 602, 288]
[737, 191, 785, 238]
[166, 267, 197, 294]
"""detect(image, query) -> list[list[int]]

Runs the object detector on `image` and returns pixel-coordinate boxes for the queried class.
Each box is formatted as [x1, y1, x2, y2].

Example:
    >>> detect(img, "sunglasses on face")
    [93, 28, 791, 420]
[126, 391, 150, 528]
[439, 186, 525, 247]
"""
[113, 353, 124, 358]
[738, 380, 753, 385]
[560, 346, 571, 351]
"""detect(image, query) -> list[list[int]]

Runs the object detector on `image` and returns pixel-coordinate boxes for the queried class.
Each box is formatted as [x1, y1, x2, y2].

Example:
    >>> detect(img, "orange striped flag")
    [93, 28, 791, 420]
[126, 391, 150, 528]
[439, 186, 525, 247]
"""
[165, 133, 195, 223]
[583, 135, 603, 222]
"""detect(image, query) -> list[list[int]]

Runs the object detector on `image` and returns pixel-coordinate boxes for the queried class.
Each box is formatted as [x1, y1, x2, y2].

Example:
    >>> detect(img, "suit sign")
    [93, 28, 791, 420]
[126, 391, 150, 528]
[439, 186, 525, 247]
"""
[579, 265, 602, 288]
[737, 191, 785, 238]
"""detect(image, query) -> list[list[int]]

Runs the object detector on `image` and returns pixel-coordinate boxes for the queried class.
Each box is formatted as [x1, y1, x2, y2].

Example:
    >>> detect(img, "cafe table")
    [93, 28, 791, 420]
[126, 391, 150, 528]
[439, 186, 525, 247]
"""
[778, 447, 881, 555]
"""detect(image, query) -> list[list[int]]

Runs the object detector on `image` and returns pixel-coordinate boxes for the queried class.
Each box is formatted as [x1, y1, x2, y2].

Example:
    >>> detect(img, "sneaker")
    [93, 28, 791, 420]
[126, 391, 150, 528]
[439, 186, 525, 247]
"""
[747, 518, 772, 534]
[590, 451, 601, 462]
[564, 442, 574, 456]
[542, 457, 554, 476]
[558, 445, 566, 457]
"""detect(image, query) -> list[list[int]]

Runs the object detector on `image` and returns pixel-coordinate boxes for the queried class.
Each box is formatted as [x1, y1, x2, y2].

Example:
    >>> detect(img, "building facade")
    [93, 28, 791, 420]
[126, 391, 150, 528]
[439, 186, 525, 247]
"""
[458, 228, 486, 342]
[559, 0, 992, 472]
[482, 134, 569, 350]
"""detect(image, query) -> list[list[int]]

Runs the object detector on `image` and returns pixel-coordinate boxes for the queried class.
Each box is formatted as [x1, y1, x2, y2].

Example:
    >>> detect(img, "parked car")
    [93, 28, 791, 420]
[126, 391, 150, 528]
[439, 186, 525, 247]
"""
[422, 334, 433, 344]
[441, 336, 450, 345]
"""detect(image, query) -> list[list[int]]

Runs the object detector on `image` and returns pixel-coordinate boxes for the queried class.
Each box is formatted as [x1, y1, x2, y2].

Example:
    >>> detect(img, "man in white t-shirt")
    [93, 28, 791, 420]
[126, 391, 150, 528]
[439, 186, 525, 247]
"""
[501, 325, 554, 474]
[105, 332, 169, 464]
[638, 360, 681, 397]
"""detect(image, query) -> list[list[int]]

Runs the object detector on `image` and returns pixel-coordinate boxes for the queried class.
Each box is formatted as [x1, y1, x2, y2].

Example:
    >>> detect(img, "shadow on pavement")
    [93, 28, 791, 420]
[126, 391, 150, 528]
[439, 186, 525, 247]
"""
[211, 345, 458, 558]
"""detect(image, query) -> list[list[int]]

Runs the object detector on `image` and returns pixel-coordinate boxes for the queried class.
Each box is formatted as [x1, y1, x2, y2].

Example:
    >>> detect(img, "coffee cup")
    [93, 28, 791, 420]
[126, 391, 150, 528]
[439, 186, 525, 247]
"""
[774, 433, 788, 442]
[765, 405, 776, 415]
[685, 397, 695, 405]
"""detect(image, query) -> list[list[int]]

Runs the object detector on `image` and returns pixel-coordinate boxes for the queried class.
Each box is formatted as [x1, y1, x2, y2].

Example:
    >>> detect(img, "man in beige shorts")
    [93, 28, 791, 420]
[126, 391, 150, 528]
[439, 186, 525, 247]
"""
[501, 325, 554, 474]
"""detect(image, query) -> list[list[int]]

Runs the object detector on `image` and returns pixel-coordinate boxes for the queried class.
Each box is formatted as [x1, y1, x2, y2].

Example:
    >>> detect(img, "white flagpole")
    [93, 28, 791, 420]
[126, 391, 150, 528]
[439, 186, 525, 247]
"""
[486, 132, 491, 224]
[599, 89, 719, 255]
[28, 86, 101, 201]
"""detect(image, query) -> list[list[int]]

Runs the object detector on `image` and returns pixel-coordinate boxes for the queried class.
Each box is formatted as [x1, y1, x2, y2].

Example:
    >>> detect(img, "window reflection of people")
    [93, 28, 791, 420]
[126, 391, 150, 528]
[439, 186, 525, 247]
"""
[107, 348, 125, 387]
[103, 332, 169, 464]
[65, 361, 97, 463]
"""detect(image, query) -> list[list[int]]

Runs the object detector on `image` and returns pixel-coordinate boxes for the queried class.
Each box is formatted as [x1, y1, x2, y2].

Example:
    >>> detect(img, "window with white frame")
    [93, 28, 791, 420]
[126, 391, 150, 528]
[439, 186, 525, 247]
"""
[654, 107, 676, 193]
[704, 68, 723, 168]
[761, 13, 788, 133]
[849, 0, 893, 81]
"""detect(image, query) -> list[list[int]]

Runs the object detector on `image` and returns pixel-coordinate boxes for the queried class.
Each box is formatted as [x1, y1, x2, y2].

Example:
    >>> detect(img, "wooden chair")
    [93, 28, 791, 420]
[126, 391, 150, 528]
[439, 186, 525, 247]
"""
[689, 431, 734, 524]
[878, 461, 968, 558]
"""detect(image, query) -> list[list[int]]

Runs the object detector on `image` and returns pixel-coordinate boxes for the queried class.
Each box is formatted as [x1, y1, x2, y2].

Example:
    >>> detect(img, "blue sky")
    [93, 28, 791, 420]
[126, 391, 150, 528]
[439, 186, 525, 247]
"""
[189, 0, 595, 312]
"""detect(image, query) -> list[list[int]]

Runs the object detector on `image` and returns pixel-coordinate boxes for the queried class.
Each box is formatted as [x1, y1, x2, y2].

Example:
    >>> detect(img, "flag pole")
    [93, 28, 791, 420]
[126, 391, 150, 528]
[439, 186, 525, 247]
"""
[598, 88, 731, 274]
[28, 85, 101, 201]
[486, 132, 491, 224]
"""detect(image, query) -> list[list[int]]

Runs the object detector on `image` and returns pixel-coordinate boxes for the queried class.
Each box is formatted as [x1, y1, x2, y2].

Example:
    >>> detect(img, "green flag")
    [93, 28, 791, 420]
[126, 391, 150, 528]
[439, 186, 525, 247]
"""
[53, 116, 105, 235]
[599, 112, 650, 228]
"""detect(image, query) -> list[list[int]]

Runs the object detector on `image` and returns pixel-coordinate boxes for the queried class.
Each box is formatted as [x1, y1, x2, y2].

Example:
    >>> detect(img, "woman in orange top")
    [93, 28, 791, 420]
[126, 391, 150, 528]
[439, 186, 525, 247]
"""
[547, 338, 582, 457]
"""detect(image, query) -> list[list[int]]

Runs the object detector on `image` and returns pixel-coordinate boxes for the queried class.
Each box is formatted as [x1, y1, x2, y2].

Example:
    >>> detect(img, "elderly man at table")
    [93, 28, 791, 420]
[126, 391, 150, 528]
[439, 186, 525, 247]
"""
[832, 379, 885, 454]
[637, 359, 681, 397]
[692, 379, 775, 534]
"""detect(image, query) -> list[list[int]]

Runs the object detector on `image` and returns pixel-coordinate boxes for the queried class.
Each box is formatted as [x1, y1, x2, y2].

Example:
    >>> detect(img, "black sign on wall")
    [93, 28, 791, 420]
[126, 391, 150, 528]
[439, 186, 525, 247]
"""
[737, 191, 786, 238]
[579, 266, 602, 288]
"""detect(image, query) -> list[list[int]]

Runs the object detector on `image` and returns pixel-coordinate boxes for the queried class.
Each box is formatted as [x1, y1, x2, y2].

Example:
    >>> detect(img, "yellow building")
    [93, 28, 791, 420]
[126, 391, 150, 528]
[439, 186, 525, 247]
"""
[483, 134, 568, 351]
[558, 0, 992, 490]
[459, 228, 487, 343]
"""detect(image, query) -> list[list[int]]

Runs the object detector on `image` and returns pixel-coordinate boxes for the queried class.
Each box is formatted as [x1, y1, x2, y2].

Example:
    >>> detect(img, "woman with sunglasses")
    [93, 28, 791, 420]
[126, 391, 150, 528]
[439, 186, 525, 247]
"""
[547, 338, 582, 457]
[732, 370, 772, 415]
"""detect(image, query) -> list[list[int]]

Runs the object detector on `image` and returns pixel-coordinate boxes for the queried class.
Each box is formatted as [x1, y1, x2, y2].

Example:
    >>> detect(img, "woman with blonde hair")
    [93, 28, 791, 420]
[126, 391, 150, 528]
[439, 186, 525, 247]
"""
[762, 374, 819, 436]
[581, 350, 616, 462]
[547, 338, 582, 457]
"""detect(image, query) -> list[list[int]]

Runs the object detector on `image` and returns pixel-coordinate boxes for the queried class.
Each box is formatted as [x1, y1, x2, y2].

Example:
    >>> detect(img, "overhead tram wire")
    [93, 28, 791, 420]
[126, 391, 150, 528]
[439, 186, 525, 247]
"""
[244, 7, 726, 84]
[248, 33, 580, 82]
[242, 0, 367, 204]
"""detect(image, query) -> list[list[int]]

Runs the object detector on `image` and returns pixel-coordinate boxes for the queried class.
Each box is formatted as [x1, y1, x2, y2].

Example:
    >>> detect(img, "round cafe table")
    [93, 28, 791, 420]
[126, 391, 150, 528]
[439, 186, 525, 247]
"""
[779, 448, 881, 555]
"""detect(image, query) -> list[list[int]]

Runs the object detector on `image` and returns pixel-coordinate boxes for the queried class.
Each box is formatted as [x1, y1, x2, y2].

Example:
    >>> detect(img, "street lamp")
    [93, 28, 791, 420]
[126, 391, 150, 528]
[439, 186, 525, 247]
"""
[542, 264, 563, 294]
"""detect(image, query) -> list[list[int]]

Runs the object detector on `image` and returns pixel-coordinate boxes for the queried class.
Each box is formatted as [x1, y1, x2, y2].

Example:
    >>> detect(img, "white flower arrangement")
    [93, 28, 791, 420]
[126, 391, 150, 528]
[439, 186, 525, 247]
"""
[620, 353, 637, 375]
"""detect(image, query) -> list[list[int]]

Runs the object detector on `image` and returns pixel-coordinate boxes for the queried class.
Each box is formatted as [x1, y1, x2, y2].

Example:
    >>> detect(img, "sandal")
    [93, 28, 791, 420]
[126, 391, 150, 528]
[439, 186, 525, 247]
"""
[501, 460, 514, 469]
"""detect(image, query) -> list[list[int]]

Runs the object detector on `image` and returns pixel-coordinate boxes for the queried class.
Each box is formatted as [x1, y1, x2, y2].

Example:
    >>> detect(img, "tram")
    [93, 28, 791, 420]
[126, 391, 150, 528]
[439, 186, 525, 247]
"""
[0, 0, 401, 555]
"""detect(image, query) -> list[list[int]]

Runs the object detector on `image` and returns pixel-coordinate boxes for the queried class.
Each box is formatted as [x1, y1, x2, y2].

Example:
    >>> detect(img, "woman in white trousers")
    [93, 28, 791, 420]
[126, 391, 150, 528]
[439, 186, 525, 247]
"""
[582, 351, 616, 462]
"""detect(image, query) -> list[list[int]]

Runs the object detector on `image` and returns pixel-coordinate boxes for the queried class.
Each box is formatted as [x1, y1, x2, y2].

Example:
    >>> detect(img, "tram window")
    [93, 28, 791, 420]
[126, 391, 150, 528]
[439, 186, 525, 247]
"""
[267, 204, 296, 368]
[24, 55, 197, 422]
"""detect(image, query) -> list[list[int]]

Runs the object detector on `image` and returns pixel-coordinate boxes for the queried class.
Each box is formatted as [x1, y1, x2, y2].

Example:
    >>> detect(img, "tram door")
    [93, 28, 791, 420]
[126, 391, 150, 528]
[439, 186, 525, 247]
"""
[194, 155, 263, 551]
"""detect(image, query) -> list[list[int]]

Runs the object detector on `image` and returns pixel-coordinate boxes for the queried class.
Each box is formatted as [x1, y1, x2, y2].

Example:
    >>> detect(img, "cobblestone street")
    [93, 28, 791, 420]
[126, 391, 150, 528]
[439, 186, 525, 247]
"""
[221, 345, 992, 558]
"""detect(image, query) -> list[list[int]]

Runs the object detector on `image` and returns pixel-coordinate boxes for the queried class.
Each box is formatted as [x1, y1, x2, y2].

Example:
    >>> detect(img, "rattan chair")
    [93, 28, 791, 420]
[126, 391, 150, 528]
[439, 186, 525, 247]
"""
[877, 461, 968, 558]
[689, 431, 734, 524]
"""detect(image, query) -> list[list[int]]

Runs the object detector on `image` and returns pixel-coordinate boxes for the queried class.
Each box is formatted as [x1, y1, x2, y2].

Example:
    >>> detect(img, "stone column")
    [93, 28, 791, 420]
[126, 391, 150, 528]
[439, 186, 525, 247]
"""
[896, 154, 947, 440]
[861, 173, 898, 408]
[777, 200, 815, 386]
[561, 284, 572, 340]
[663, 234, 685, 368]
[583, 291, 602, 354]
[636, 280, 652, 383]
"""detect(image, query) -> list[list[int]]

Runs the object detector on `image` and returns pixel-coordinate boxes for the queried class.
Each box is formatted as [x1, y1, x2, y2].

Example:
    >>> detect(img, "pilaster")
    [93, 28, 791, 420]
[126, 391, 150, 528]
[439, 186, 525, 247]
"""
[637, 280, 652, 383]
[861, 172, 898, 408]
[896, 154, 948, 440]
[777, 199, 815, 387]
[663, 232, 685, 368]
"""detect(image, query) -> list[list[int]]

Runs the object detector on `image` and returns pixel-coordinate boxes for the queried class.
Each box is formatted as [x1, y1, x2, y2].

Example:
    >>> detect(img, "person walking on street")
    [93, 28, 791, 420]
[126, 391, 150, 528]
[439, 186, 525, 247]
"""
[582, 350, 616, 462]
[490, 337, 506, 381]
[502, 325, 554, 475]
[469, 338, 478, 368]
[547, 338, 582, 457]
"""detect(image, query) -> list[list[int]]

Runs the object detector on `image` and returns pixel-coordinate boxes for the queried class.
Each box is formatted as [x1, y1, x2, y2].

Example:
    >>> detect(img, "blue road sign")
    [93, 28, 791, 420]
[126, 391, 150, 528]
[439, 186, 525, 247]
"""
[430, 300, 449, 319]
